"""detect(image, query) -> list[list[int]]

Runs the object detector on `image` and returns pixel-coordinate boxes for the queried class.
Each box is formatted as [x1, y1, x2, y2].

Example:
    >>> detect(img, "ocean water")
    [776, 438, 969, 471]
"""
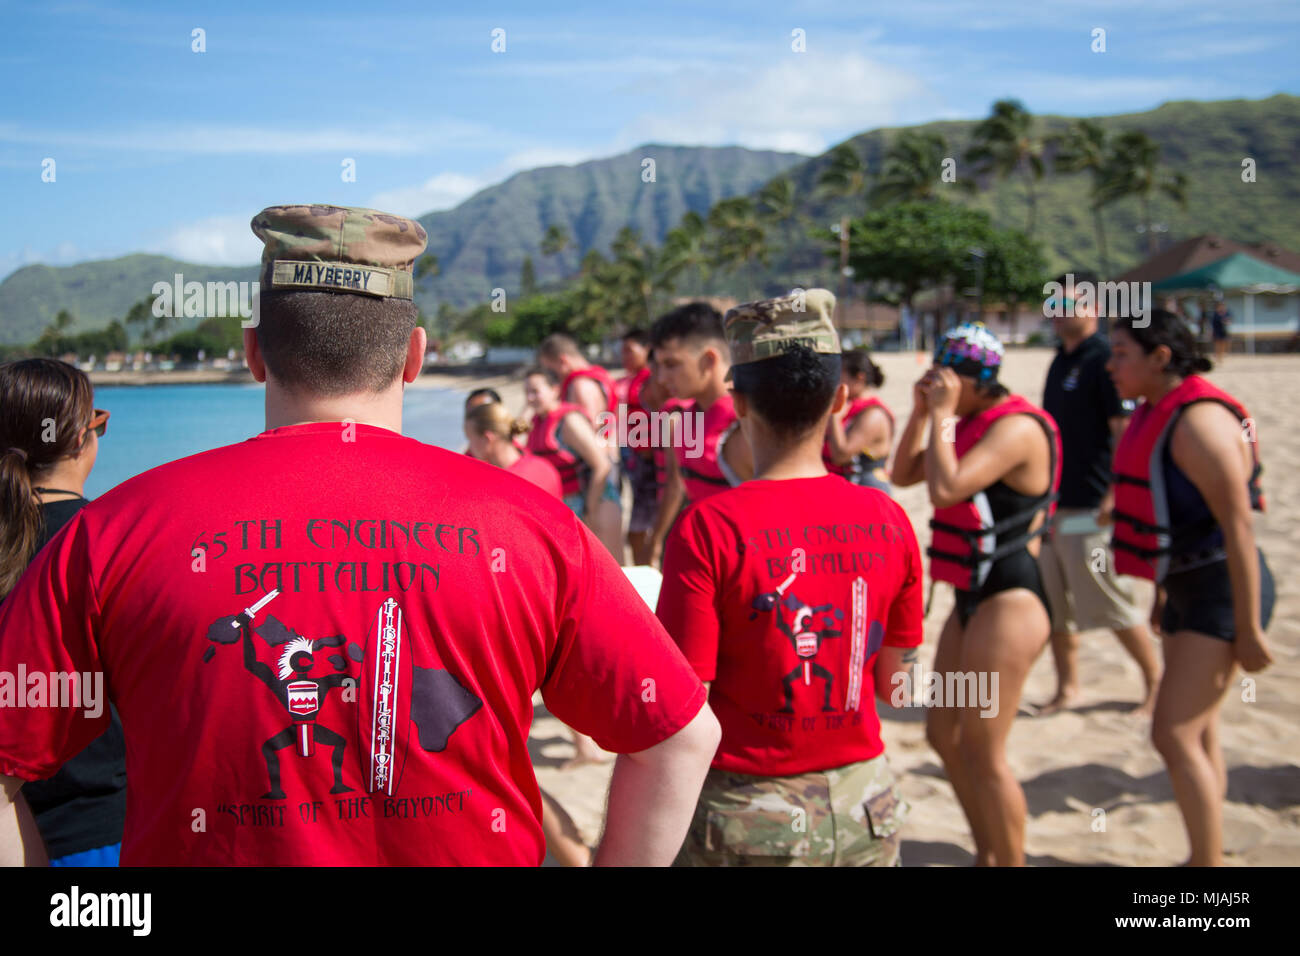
[84, 384, 468, 500]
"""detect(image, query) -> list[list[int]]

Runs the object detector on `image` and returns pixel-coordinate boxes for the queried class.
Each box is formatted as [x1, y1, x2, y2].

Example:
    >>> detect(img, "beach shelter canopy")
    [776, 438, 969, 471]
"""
[1151, 252, 1300, 293]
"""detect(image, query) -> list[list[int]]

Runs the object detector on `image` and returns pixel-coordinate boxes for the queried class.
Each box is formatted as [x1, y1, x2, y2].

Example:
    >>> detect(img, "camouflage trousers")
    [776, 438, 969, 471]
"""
[674, 754, 907, 867]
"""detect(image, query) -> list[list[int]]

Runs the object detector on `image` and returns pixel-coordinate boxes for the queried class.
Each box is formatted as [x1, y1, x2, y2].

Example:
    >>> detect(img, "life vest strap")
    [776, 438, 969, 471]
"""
[928, 492, 1057, 539]
[1114, 472, 1150, 488]
[925, 521, 1051, 569]
[1111, 536, 1165, 560]
[1110, 507, 1167, 536]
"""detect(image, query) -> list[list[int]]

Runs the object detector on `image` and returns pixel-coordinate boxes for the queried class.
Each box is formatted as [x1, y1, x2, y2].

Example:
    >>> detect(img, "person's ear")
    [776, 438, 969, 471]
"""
[243, 328, 267, 383]
[1152, 343, 1173, 374]
[831, 383, 848, 415]
[732, 389, 748, 419]
[403, 326, 427, 384]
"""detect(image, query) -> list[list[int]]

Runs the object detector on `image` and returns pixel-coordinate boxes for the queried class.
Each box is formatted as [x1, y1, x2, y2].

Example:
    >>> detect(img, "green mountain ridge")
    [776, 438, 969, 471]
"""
[759, 94, 1300, 296]
[0, 145, 805, 346]
[2, 95, 1297, 346]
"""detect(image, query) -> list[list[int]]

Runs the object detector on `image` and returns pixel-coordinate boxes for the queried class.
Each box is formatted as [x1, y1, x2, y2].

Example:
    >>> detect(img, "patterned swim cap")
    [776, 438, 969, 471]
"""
[933, 322, 1004, 383]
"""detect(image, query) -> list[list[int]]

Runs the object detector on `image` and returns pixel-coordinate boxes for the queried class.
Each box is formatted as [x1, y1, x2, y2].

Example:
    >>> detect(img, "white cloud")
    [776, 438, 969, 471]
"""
[0, 120, 499, 156]
[367, 172, 489, 218]
[145, 214, 261, 265]
[367, 146, 603, 217]
[0, 242, 86, 281]
[1154, 37, 1283, 61]
[620, 52, 939, 155]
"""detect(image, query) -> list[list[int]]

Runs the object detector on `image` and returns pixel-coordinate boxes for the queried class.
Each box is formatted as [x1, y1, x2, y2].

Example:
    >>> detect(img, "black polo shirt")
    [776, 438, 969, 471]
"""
[1042, 332, 1128, 509]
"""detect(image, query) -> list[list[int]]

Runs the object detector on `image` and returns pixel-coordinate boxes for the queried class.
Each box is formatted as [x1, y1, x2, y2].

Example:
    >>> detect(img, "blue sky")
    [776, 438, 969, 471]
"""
[2, 0, 1297, 279]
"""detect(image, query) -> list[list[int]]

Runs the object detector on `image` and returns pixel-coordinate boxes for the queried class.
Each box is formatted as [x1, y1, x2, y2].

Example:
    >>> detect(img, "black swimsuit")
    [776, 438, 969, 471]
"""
[953, 479, 1051, 628]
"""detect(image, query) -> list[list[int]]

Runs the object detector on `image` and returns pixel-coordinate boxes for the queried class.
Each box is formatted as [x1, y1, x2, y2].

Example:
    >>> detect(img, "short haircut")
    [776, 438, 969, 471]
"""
[255, 290, 416, 395]
[649, 302, 726, 354]
[730, 345, 841, 440]
[622, 328, 650, 348]
[537, 332, 581, 361]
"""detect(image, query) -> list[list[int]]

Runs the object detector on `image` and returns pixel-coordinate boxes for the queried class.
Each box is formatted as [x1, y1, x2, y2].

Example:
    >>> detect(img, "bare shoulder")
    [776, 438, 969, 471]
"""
[1172, 400, 1244, 454]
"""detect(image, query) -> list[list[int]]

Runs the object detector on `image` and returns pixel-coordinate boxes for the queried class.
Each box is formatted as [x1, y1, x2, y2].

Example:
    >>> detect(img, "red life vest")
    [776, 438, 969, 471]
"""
[525, 403, 584, 496]
[927, 395, 1062, 591]
[618, 366, 653, 451]
[561, 365, 616, 422]
[1110, 375, 1264, 582]
[676, 393, 741, 503]
[822, 396, 895, 481]
[654, 399, 689, 500]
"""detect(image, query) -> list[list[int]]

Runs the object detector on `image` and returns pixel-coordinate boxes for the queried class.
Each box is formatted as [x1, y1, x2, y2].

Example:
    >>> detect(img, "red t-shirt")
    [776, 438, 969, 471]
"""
[0, 422, 705, 865]
[655, 474, 922, 776]
[508, 452, 564, 500]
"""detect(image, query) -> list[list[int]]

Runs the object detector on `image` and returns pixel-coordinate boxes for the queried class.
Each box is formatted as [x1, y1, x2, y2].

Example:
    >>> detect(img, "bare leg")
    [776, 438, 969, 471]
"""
[925, 611, 996, 865]
[1038, 629, 1080, 715]
[562, 727, 613, 769]
[590, 499, 625, 565]
[957, 589, 1050, 866]
[628, 530, 649, 565]
[1114, 623, 1161, 716]
[541, 789, 591, 867]
[1151, 629, 1235, 866]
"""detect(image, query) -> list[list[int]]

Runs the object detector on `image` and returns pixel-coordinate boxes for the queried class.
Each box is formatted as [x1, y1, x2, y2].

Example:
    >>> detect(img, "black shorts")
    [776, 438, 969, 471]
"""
[954, 548, 1050, 629]
[1161, 549, 1275, 642]
[622, 447, 658, 534]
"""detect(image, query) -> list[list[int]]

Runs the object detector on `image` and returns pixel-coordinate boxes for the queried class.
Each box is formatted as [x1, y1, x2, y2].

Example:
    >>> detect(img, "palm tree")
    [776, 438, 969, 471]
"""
[817, 143, 870, 303]
[870, 130, 954, 204]
[540, 224, 571, 257]
[706, 197, 768, 299]
[124, 298, 152, 346]
[816, 143, 869, 209]
[1096, 130, 1189, 257]
[660, 210, 711, 294]
[756, 177, 799, 226]
[966, 99, 1046, 235]
[1050, 119, 1113, 274]
[415, 254, 440, 281]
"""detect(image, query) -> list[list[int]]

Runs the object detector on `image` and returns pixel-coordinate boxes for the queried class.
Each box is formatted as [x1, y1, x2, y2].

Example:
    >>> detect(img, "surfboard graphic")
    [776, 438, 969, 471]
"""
[360, 598, 413, 796]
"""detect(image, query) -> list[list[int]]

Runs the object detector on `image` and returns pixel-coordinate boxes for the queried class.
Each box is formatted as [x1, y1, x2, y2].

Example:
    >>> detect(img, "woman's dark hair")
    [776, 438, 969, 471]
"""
[976, 380, 1010, 399]
[464, 387, 502, 408]
[524, 365, 561, 387]
[0, 359, 96, 598]
[622, 328, 650, 348]
[1113, 308, 1213, 377]
[841, 348, 884, 388]
[730, 345, 841, 440]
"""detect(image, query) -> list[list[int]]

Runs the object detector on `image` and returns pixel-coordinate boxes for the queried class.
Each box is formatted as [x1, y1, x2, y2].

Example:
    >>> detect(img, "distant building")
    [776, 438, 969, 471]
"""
[1115, 234, 1300, 346]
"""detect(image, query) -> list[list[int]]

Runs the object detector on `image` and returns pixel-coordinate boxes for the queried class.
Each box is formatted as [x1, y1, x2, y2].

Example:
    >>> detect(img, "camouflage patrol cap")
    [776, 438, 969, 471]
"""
[251, 204, 427, 300]
[723, 288, 840, 379]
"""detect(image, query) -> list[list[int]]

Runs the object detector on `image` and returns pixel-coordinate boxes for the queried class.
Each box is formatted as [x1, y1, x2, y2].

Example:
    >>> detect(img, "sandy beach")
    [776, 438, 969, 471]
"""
[461, 347, 1299, 867]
